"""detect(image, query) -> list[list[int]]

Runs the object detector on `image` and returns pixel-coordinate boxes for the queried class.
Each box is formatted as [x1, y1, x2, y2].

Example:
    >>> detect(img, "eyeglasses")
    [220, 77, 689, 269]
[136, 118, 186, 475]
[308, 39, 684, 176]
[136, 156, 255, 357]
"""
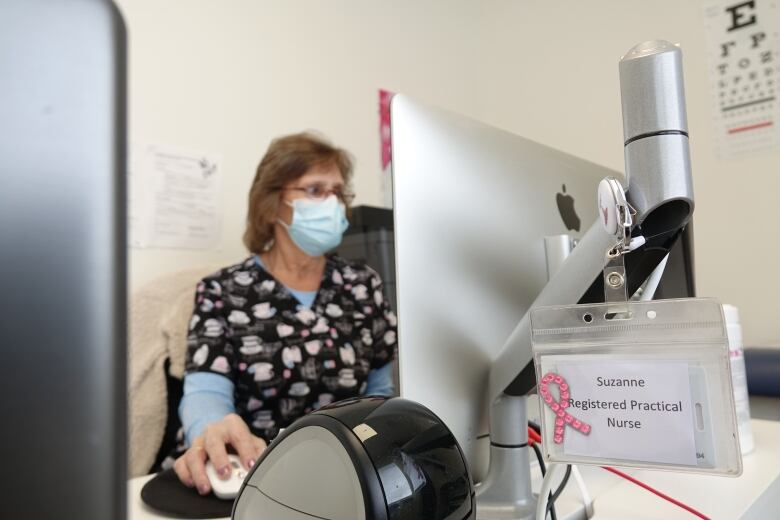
[284, 183, 355, 204]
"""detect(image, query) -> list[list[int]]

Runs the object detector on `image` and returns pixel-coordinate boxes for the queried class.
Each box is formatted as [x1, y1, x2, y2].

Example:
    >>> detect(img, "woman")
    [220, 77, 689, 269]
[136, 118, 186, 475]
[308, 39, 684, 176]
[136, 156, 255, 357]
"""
[173, 132, 397, 494]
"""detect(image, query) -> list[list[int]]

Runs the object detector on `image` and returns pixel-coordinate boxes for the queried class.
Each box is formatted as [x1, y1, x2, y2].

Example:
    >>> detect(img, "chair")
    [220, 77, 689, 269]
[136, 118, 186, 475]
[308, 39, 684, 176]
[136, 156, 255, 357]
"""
[128, 265, 220, 477]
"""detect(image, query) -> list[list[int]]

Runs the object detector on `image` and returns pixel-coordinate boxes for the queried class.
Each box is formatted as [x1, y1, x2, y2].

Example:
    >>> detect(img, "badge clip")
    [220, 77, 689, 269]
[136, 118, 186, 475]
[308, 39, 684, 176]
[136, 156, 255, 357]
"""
[597, 177, 643, 315]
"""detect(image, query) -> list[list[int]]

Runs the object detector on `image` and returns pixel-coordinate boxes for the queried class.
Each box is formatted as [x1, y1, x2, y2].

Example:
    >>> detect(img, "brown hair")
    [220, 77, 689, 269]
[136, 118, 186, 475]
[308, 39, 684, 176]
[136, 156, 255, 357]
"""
[243, 132, 354, 254]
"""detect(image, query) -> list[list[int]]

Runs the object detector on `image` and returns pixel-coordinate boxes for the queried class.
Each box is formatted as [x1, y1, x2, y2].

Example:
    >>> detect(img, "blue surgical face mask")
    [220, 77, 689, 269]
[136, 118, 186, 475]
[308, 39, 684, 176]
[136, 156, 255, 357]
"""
[279, 195, 349, 257]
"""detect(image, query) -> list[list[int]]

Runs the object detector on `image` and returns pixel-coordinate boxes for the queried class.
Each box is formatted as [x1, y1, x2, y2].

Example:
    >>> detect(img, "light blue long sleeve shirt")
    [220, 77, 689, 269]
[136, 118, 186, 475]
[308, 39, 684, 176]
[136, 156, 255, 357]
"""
[180, 364, 396, 445]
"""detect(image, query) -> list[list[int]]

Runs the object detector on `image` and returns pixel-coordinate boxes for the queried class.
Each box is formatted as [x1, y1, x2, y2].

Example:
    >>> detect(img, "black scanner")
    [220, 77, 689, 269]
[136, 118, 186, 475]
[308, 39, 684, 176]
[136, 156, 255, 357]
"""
[232, 397, 475, 519]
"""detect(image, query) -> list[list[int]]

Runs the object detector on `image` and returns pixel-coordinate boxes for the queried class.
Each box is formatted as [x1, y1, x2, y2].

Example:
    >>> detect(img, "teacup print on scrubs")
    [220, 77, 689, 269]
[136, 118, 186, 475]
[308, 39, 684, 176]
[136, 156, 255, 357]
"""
[189, 315, 200, 331]
[246, 397, 264, 412]
[351, 285, 368, 300]
[252, 410, 275, 430]
[325, 303, 343, 318]
[193, 344, 209, 367]
[311, 317, 329, 334]
[288, 382, 310, 397]
[250, 362, 275, 382]
[227, 294, 248, 308]
[239, 336, 263, 355]
[233, 271, 253, 287]
[295, 307, 316, 325]
[202, 319, 224, 338]
[210, 356, 230, 374]
[338, 368, 357, 388]
[342, 266, 358, 281]
[276, 323, 294, 338]
[304, 339, 322, 356]
[281, 346, 302, 368]
[385, 311, 397, 327]
[228, 310, 251, 326]
[253, 279, 275, 297]
[252, 302, 277, 319]
[339, 344, 356, 365]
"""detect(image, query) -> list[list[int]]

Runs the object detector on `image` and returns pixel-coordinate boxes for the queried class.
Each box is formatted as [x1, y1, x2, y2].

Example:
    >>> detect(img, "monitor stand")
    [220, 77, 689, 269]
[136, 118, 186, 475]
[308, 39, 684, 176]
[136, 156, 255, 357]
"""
[475, 394, 536, 520]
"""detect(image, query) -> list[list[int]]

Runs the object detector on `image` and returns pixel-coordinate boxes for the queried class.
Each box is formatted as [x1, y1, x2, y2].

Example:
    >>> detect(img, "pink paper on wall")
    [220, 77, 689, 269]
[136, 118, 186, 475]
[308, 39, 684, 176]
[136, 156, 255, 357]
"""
[379, 89, 395, 170]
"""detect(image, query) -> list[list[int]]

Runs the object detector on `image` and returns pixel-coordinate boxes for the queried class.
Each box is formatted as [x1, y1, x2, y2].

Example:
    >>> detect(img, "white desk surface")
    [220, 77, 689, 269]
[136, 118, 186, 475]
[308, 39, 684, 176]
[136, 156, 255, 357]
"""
[584, 418, 780, 520]
[128, 419, 780, 520]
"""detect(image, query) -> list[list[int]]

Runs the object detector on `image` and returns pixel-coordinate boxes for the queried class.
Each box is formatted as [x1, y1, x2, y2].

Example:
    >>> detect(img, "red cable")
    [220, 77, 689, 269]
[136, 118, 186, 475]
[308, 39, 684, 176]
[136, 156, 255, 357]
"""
[526, 427, 710, 519]
[600, 466, 710, 520]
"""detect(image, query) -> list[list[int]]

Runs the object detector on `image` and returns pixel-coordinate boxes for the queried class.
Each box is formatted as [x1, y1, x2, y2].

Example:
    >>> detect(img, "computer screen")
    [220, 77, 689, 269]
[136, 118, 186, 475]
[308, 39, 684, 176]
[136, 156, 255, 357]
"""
[0, 0, 127, 517]
[391, 95, 629, 480]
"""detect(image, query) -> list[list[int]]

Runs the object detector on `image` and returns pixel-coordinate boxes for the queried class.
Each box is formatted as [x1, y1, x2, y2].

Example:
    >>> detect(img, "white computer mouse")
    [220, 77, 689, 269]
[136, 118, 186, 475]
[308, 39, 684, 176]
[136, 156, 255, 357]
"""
[205, 454, 248, 500]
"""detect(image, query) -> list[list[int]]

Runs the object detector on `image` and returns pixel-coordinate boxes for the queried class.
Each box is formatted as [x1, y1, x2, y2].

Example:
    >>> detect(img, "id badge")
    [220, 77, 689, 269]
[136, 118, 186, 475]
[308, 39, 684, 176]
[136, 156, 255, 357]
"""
[530, 297, 742, 475]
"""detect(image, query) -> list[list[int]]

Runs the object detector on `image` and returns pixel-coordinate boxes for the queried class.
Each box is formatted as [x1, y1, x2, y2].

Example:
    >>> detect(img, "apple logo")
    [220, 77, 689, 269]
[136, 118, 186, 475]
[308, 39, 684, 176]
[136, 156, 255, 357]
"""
[556, 184, 581, 232]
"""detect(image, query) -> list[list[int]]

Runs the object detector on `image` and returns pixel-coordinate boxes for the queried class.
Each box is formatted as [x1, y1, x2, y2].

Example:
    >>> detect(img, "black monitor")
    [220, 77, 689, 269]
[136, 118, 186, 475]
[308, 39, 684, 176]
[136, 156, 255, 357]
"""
[0, 0, 127, 517]
[654, 222, 696, 299]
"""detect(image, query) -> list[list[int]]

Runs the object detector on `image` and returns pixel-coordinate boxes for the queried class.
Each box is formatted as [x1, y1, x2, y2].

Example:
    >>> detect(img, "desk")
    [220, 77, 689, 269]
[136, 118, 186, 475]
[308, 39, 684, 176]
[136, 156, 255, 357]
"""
[128, 419, 780, 520]
[584, 419, 780, 519]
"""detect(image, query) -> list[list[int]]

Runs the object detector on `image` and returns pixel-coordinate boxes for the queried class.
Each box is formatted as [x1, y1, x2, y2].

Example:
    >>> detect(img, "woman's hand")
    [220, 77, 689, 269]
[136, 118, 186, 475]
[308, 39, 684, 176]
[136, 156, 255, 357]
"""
[173, 413, 267, 495]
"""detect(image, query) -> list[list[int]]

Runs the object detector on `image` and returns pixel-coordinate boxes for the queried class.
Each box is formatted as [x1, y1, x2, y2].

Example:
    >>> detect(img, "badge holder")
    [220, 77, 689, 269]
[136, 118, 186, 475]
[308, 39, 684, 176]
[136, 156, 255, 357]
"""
[530, 177, 742, 475]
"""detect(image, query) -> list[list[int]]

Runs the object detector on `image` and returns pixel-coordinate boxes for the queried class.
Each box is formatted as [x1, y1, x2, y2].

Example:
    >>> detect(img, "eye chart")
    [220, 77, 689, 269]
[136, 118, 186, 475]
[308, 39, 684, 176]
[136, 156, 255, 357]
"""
[704, 0, 780, 159]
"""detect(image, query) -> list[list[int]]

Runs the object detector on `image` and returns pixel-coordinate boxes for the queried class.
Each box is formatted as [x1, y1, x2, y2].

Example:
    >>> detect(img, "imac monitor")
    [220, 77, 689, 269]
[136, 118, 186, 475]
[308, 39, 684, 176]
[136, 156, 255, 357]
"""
[391, 96, 626, 481]
[0, 0, 127, 517]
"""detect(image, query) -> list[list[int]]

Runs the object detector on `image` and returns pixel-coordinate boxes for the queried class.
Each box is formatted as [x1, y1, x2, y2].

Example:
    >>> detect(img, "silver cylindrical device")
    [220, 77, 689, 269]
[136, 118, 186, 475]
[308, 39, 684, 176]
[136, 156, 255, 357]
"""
[619, 40, 694, 234]
[543, 234, 573, 281]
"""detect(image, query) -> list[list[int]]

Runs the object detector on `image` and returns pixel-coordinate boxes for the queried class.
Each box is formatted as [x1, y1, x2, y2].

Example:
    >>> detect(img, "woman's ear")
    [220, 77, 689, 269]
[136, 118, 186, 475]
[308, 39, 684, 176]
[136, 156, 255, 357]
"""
[276, 197, 293, 226]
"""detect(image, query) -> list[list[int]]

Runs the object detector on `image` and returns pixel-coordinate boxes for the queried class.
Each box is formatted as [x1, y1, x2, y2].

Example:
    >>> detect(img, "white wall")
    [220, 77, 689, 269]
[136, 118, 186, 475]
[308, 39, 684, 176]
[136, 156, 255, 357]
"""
[120, 0, 778, 346]
[119, 0, 483, 289]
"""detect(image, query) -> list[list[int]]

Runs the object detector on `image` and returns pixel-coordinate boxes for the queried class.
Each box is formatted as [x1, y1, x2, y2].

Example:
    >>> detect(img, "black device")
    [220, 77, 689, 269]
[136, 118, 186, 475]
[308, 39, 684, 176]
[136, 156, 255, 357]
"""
[654, 221, 696, 299]
[0, 0, 127, 518]
[338, 205, 397, 311]
[233, 397, 475, 519]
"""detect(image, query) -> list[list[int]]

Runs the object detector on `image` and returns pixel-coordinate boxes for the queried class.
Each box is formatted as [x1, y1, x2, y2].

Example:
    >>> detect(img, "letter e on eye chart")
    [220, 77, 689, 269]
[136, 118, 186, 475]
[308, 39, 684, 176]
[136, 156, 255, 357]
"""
[554, 360, 697, 465]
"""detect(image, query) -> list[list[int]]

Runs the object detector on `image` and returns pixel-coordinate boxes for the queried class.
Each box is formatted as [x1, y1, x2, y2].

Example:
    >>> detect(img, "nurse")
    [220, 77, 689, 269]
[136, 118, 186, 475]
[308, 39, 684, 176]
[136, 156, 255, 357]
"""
[173, 132, 397, 494]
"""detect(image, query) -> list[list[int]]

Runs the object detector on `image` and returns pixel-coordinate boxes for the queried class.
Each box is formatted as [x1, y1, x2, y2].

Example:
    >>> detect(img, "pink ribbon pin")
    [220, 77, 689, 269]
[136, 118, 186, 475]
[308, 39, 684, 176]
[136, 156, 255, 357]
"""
[539, 372, 591, 444]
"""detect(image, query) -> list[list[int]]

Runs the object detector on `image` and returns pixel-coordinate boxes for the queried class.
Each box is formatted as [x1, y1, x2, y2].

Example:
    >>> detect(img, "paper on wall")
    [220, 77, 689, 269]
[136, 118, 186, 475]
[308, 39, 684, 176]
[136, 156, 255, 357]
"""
[129, 144, 222, 250]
